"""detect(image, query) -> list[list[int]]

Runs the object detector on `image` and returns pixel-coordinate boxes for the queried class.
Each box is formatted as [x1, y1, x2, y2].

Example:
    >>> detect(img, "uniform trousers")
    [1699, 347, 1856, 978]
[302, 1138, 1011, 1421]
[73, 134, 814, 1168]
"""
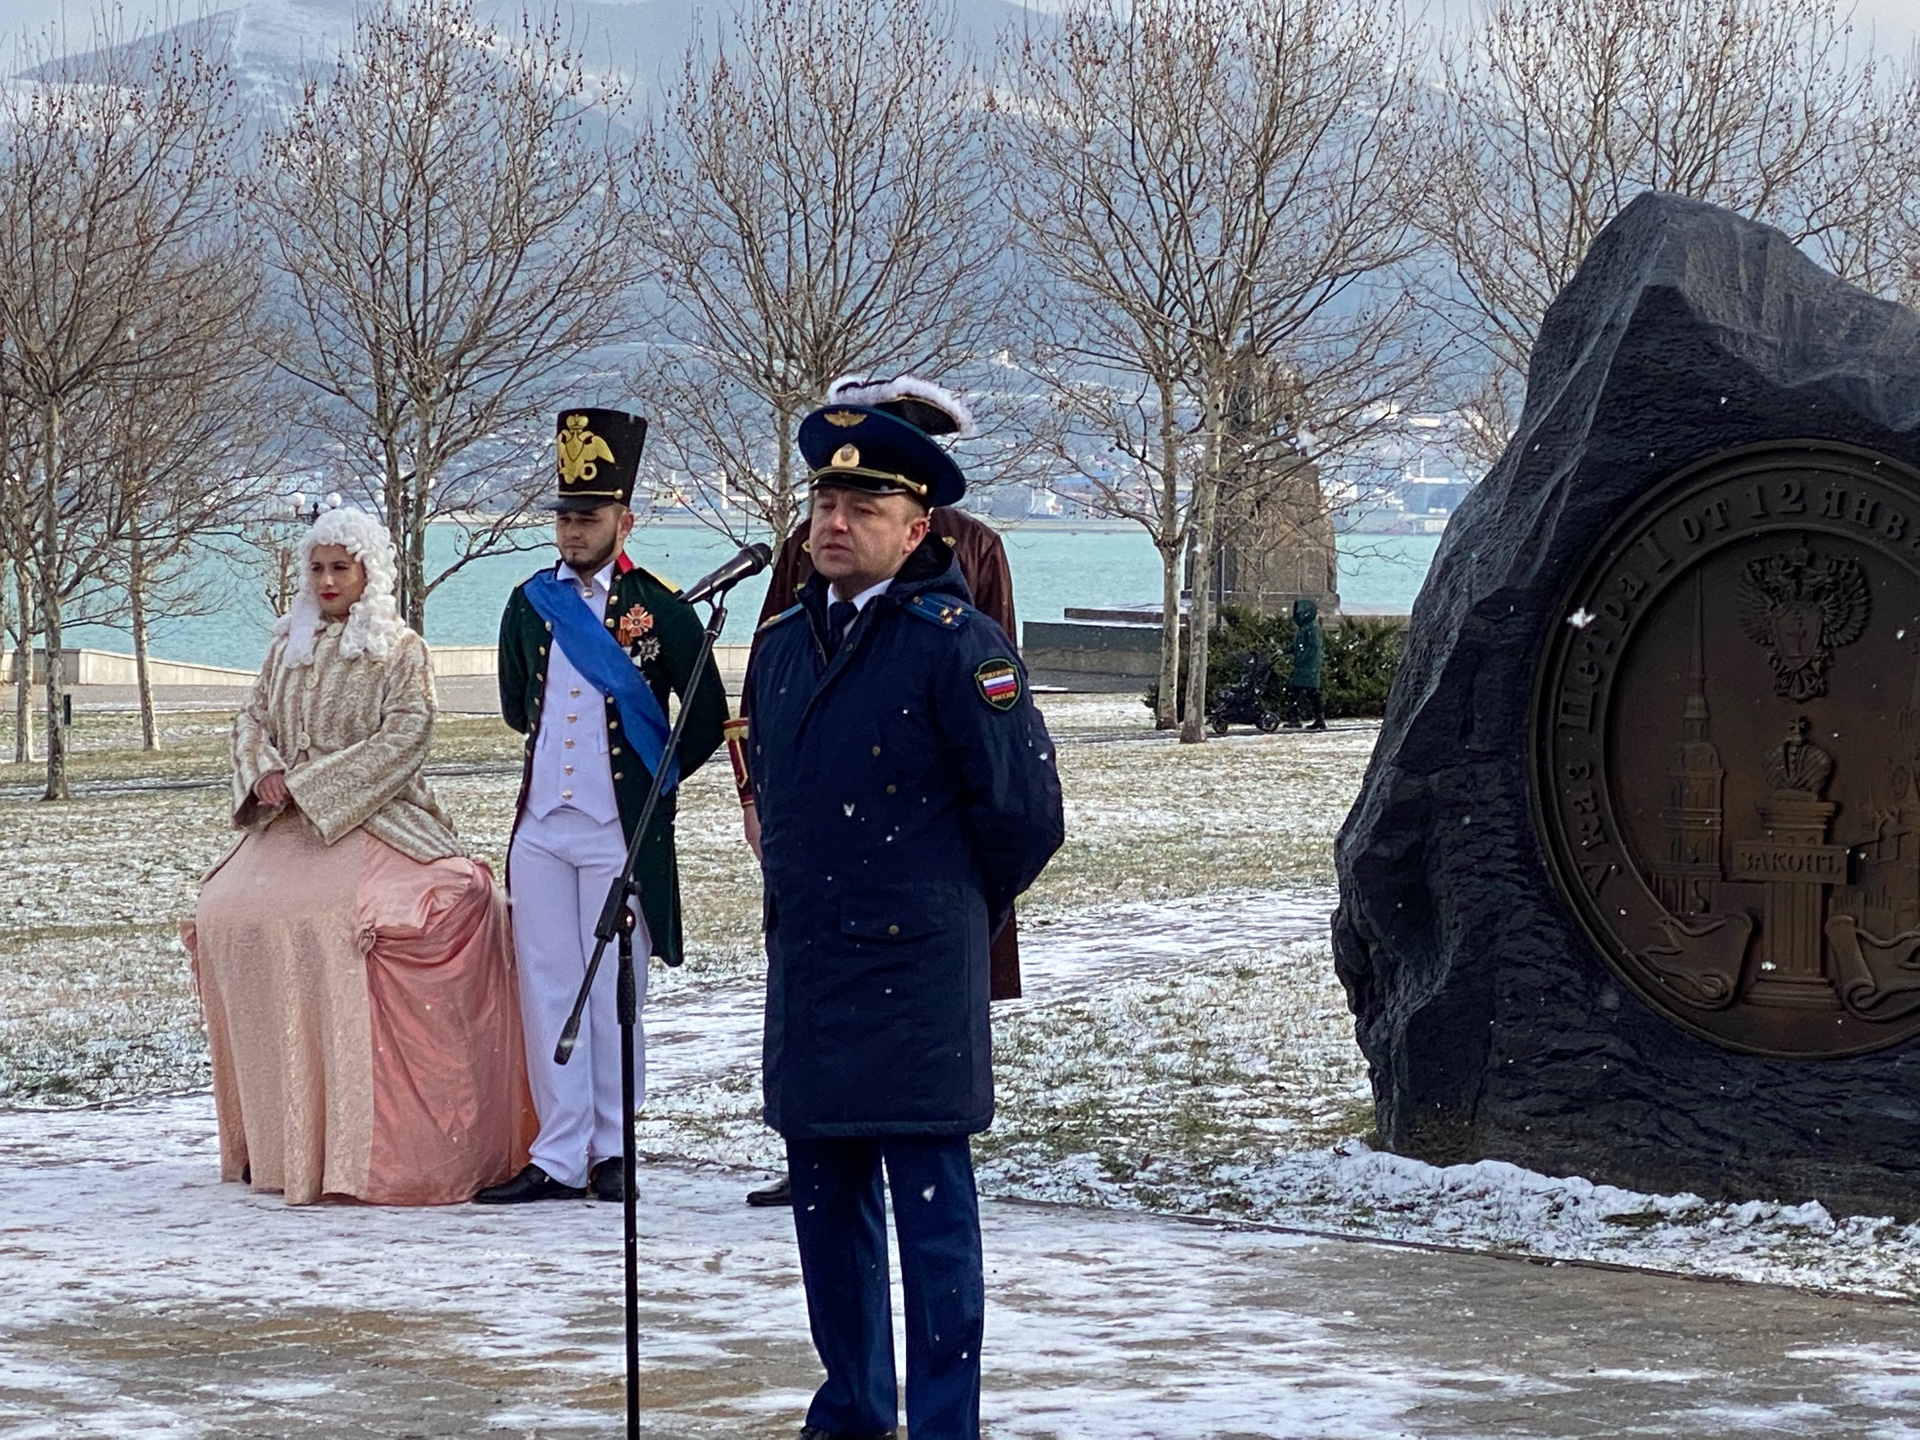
[786, 1134, 984, 1440]
[508, 805, 649, 1189]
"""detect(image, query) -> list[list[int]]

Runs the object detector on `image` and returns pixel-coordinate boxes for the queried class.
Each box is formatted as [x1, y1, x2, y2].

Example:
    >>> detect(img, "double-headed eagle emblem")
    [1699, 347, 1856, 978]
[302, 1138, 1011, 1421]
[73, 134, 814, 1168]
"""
[556, 413, 616, 484]
[1736, 542, 1870, 701]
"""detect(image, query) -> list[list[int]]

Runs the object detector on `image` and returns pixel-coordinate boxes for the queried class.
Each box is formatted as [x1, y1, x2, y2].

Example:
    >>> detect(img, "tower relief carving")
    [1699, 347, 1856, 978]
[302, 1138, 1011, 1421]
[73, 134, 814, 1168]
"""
[1534, 442, 1920, 1056]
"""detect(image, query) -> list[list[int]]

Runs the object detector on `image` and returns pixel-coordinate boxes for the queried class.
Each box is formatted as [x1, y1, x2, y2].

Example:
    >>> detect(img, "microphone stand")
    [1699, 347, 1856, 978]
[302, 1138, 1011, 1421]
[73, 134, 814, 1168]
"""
[553, 588, 734, 1440]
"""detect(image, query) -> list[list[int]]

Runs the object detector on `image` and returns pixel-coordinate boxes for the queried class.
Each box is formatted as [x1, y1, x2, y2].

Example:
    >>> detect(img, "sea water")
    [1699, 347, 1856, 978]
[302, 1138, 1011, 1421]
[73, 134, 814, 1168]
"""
[57, 521, 1443, 672]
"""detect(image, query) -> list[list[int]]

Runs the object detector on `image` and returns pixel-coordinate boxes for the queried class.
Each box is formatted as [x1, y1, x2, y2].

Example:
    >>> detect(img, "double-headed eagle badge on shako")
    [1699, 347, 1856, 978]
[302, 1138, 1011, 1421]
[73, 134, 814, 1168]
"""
[557, 413, 617, 484]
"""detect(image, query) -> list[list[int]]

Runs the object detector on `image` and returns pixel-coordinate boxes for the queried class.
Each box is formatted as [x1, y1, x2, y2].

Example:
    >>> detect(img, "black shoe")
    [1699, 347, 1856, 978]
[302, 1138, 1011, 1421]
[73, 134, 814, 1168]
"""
[472, 1163, 587, 1204]
[797, 1429, 896, 1439]
[590, 1157, 626, 1202]
[747, 1175, 793, 1207]
[1308, 720, 1327, 731]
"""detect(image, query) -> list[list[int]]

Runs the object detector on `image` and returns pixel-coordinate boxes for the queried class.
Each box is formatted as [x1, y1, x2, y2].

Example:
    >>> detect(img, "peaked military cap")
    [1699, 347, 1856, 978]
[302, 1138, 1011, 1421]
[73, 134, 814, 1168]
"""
[796, 374, 973, 510]
[548, 407, 647, 512]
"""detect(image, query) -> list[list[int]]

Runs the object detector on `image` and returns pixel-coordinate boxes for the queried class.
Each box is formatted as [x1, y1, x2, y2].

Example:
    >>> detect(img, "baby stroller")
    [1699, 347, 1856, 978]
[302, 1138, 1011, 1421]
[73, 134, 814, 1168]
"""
[1207, 652, 1282, 734]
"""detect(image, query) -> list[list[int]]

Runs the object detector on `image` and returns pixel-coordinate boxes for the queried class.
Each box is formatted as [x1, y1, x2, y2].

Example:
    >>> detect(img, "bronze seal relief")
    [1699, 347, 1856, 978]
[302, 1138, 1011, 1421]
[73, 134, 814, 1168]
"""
[1534, 441, 1920, 1057]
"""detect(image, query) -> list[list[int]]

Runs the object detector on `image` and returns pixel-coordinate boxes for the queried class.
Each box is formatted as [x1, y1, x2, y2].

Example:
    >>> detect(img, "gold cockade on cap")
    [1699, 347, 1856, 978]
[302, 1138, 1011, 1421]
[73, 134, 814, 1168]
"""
[831, 444, 861, 468]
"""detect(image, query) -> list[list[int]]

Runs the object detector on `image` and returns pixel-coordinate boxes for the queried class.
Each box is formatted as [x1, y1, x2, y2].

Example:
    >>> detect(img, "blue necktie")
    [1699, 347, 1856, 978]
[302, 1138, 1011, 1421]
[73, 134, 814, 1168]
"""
[827, 599, 858, 657]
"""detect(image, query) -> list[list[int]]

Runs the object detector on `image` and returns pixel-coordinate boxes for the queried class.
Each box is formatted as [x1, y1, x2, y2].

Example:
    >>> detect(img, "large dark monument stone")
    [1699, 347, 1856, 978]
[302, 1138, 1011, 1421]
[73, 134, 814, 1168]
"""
[1333, 193, 1920, 1217]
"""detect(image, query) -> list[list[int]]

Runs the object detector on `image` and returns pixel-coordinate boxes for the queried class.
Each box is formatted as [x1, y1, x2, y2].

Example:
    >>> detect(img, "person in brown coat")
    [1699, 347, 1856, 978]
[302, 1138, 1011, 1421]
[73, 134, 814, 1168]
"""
[739, 374, 1028, 1209]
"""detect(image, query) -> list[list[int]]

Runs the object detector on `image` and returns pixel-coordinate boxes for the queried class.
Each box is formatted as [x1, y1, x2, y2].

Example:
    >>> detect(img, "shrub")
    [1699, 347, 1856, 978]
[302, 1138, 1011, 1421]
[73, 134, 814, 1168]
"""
[1144, 606, 1405, 720]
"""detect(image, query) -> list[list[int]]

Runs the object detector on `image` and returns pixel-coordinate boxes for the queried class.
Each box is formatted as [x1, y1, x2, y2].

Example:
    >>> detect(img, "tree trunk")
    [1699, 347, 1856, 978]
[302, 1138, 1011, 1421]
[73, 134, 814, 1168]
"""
[1153, 381, 1182, 729]
[772, 415, 799, 549]
[130, 526, 158, 750]
[1154, 535, 1182, 729]
[405, 420, 431, 633]
[272, 539, 298, 616]
[10, 560, 31, 765]
[1179, 396, 1224, 745]
[39, 400, 69, 800]
[408, 484, 429, 634]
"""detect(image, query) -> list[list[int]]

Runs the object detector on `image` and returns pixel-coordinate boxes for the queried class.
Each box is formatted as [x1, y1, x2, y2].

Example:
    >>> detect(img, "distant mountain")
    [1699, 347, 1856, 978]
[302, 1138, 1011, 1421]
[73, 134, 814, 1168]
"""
[14, 0, 1055, 97]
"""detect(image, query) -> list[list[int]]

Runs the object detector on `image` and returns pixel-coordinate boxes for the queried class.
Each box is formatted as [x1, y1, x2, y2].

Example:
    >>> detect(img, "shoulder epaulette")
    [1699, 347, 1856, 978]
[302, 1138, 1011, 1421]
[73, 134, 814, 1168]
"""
[758, 603, 805, 634]
[630, 565, 681, 595]
[902, 592, 973, 630]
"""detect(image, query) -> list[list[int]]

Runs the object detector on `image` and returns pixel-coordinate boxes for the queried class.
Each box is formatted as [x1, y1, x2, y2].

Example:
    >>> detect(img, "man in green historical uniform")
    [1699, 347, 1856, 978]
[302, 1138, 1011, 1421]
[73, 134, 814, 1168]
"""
[477, 407, 727, 1204]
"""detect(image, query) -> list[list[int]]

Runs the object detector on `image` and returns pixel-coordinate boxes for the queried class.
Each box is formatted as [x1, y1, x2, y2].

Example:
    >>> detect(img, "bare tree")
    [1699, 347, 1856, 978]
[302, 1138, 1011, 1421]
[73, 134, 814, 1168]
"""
[632, 0, 1010, 547]
[253, 0, 648, 630]
[0, 18, 249, 798]
[92, 337, 280, 750]
[1423, 0, 1875, 468]
[1001, 0, 1434, 739]
[0, 388, 34, 765]
[1808, 45, 1920, 309]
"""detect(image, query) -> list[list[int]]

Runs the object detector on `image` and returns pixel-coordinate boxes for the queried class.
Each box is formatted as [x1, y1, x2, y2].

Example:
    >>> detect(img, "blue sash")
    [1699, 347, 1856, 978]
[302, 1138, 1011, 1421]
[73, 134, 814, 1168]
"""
[523, 569, 680, 794]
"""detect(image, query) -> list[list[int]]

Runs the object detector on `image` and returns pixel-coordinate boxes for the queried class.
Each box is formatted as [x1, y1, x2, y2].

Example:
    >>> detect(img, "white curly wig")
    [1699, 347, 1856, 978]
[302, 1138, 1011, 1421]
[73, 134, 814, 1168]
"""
[275, 506, 407, 667]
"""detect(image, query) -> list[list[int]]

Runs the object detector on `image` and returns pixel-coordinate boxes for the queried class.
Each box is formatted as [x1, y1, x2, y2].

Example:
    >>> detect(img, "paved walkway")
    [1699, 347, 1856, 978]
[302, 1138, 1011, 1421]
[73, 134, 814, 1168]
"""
[3, 1097, 1919, 1439]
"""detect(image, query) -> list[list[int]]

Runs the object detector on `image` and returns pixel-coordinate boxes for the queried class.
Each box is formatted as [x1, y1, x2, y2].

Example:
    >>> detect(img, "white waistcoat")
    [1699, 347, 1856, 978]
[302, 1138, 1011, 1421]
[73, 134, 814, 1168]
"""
[527, 562, 620, 826]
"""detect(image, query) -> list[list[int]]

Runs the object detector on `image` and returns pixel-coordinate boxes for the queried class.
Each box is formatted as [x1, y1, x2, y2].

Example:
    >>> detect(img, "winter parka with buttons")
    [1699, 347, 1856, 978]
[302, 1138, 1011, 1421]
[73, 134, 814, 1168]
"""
[744, 537, 1064, 1139]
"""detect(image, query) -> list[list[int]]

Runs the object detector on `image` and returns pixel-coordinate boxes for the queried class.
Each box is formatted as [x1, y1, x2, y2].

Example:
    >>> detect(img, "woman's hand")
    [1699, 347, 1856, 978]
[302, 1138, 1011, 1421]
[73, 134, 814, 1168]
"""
[254, 770, 293, 808]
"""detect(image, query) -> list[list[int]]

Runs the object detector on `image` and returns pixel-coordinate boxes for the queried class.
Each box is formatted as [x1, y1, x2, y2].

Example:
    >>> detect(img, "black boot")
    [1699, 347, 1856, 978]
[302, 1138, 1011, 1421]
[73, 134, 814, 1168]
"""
[473, 1163, 587, 1204]
[747, 1174, 793, 1207]
[589, 1158, 625, 1202]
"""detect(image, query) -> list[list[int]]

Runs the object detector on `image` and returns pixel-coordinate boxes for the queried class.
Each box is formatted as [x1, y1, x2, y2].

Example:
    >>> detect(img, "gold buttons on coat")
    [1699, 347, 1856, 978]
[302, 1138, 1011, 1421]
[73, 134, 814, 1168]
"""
[609, 720, 619, 730]
[570, 687, 580, 697]
[886, 784, 897, 794]
[564, 765, 574, 775]
[614, 772, 624, 781]
[888, 924, 900, 936]
[871, 745, 882, 756]
[538, 645, 547, 655]
[562, 789, 573, 800]
[566, 713, 577, 723]
[611, 746, 622, 756]
[565, 738, 575, 749]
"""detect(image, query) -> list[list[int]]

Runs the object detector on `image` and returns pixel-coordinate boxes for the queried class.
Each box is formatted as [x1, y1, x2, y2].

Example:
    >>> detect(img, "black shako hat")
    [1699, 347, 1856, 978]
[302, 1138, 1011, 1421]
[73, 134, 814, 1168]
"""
[796, 375, 974, 510]
[547, 407, 647, 512]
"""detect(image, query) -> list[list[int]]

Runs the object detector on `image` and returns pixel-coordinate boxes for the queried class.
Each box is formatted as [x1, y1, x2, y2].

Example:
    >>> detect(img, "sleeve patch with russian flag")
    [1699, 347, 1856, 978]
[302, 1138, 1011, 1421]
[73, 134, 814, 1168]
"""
[975, 658, 1022, 711]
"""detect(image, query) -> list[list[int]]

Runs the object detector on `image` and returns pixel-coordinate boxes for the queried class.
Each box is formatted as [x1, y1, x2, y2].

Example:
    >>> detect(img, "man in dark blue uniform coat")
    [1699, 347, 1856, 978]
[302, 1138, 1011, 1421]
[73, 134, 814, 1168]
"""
[742, 391, 1064, 1440]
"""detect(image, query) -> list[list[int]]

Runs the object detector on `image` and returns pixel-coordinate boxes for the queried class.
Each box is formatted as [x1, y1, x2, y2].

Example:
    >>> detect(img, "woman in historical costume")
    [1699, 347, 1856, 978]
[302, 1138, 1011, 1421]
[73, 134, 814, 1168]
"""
[182, 507, 533, 1205]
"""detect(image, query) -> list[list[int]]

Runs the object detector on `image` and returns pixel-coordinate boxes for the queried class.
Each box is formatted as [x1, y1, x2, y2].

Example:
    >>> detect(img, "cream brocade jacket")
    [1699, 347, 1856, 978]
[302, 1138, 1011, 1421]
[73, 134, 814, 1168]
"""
[230, 624, 464, 863]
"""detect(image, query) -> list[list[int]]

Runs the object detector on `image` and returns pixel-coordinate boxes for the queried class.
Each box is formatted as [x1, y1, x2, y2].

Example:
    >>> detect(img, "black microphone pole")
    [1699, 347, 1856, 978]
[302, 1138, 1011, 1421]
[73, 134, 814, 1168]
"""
[553, 550, 763, 1440]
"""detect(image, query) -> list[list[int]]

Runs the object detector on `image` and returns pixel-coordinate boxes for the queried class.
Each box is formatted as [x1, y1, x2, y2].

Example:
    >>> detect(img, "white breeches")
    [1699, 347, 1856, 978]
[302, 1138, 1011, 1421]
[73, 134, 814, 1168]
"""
[508, 806, 649, 1189]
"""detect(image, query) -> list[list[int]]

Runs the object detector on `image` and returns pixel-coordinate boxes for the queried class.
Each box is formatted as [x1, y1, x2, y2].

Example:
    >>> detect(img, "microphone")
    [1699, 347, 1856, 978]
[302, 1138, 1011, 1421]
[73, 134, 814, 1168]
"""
[681, 542, 773, 606]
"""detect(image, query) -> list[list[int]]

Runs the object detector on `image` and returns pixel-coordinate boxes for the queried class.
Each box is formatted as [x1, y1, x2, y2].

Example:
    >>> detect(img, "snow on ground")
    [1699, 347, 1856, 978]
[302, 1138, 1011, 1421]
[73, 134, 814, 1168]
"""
[8, 1096, 1920, 1437]
[8, 696, 1920, 1334]
[0, 1096, 1448, 1439]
